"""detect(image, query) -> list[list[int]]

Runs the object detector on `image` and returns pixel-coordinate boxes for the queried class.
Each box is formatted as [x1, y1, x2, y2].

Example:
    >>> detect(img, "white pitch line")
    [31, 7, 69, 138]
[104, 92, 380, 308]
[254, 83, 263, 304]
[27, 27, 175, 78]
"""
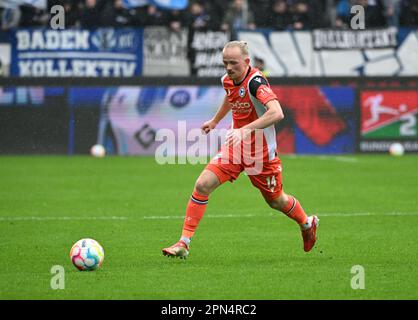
[317, 156, 359, 163]
[2, 212, 418, 222]
[284, 155, 359, 163]
[143, 214, 258, 220]
[0, 216, 128, 221]
[142, 212, 418, 220]
[318, 212, 418, 217]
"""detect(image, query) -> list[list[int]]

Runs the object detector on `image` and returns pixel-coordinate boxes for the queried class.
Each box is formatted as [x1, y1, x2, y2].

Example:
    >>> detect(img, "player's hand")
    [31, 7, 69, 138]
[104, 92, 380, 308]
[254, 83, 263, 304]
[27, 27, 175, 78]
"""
[225, 128, 250, 146]
[201, 119, 217, 135]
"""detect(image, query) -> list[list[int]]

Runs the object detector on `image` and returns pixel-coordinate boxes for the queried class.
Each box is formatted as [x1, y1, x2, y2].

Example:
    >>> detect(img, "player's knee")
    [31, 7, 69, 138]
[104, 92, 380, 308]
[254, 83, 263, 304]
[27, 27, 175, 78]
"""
[267, 194, 288, 211]
[267, 198, 281, 210]
[194, 179, 214, 196]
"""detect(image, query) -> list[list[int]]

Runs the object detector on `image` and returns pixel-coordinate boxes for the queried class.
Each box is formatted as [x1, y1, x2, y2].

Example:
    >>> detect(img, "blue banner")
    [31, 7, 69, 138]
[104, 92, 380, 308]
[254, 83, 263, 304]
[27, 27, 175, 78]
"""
[149, 0, 188, 10]
[0, 0, 47, 9]
[122, 0, 188, 10]
[122, 0, 149, 9]
[10, 28, 143, 77]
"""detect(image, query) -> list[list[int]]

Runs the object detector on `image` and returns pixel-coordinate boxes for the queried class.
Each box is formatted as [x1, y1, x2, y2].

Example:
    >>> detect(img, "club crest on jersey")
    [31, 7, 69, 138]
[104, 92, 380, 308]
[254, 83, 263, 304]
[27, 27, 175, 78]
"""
[239, 87, 246, 97]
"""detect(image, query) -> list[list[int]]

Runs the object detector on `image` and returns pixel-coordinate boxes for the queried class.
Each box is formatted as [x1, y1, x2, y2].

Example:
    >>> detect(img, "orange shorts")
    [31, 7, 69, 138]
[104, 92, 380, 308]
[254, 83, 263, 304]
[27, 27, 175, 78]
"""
[206, 147, 283, 201]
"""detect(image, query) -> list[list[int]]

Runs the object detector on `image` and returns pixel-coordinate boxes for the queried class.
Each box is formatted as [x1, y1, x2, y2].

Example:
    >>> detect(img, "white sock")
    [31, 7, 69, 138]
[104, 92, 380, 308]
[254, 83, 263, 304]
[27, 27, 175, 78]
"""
[300, 216, 313, 230]
[180, 236, 191, 247]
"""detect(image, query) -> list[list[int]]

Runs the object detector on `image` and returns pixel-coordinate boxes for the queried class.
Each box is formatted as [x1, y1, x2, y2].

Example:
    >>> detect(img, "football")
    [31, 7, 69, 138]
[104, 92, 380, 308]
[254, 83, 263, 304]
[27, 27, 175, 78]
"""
[70, 238, 105, 271]
[389, 143, 405, 156]
[90, 144, 106, 157]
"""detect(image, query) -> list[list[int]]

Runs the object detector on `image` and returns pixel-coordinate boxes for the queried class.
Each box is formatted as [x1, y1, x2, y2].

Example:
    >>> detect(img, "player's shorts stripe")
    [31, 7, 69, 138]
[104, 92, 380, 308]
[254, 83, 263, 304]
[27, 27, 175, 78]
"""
[191, 196, 208, 205]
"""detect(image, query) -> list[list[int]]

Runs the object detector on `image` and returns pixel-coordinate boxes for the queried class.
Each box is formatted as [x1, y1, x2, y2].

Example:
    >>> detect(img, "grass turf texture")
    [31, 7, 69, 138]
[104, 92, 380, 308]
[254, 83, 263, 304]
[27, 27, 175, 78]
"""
[0, 155, 417, 299]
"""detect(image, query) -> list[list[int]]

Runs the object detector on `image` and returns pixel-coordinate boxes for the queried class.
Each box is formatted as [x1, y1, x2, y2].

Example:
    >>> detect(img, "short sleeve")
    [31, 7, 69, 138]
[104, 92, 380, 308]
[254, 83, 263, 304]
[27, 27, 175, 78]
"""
[248, 76, 277, 105]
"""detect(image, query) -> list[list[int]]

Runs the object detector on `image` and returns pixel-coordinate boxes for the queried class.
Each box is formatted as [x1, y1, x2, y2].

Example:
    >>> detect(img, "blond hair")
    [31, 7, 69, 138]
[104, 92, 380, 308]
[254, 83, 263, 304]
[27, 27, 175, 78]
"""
[223, 40, 249, 57]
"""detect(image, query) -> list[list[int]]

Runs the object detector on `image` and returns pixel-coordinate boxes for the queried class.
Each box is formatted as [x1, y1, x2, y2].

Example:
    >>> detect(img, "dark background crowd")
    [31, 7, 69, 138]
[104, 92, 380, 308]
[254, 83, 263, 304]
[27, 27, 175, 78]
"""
[1, 0, 418, 32]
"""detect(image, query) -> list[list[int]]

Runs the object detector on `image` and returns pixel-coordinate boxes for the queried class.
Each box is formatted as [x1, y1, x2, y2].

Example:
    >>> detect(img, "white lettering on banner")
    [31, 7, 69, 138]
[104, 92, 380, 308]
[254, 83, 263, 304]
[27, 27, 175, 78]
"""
[191, 31, 230, 77]
[45, 31, 60, 50]
[122, 62, 136, 76]
[18, 59, 136, 77]
[14, 29, 138, 77]
[143, 27, 189, 76]
[72, 60, 84, 76]
[313, 28, 397, 49]
[118, 33, 135, 48]
[100, 60, 112, 76]
[31, 32, 44, 50]
[16, 30, 89, 50]
[150, 42, 182, 59]
[18, 52, 137, 60]
[194, 51, 223, 68]
[239, 30, 418, 76]
[197, 67, 226, 77]
[191, 31, 229, 50]
[360, 141, 418, 152]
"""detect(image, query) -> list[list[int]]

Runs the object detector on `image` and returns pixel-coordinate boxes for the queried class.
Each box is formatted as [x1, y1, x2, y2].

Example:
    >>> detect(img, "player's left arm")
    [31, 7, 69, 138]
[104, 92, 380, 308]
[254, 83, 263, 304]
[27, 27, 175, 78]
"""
[242, 99, 284, 131]
[225, 77, 284, 146]
[242, 76, 284, 131]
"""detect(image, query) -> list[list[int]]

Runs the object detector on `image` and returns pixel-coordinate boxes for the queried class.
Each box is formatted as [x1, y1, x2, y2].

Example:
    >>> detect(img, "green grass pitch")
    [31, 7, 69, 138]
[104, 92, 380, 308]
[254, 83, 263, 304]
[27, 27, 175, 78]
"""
[0, 155, 417, 299]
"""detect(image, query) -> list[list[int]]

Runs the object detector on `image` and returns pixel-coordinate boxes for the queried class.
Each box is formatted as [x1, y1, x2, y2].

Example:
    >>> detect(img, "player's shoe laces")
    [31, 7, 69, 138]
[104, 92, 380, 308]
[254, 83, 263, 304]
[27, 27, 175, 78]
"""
[162, 240, 189, 259]
[301, 215, 319, 252]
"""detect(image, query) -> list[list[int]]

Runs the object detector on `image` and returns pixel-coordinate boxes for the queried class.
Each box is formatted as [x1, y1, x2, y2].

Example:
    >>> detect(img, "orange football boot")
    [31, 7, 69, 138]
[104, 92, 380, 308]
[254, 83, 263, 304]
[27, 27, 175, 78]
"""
[162, 240, 189, 259]
[301, 215, 319, 252]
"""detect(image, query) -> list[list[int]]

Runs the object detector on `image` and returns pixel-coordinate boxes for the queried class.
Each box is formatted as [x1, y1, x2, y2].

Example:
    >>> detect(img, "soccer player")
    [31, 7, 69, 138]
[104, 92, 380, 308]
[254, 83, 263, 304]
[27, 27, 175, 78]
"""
[162, 41, 319, 258]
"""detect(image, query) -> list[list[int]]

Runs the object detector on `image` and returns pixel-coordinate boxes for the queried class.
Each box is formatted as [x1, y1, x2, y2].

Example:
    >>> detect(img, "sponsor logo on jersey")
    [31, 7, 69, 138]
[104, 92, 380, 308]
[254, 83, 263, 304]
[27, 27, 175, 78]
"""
[230, 101, 251, 113]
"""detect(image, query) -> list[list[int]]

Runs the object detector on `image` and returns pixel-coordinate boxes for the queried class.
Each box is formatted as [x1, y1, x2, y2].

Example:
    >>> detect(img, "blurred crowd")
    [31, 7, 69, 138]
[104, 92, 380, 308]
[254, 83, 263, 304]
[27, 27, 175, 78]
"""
[1, 0, 418, 32]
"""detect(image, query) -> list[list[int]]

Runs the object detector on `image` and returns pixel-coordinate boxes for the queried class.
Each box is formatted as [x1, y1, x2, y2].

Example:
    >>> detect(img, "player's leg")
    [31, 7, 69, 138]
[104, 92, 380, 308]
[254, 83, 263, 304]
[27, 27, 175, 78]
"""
[247, 158, 319, 252]
[182, 157, 242, 242]
[267, 192, 309, 226]
[162, 169, 221, 258]
[181, 169, 221, 241]
[163, 143, 244, 258]
[267, 193, 319, 252]
[162, 152, 244, 258]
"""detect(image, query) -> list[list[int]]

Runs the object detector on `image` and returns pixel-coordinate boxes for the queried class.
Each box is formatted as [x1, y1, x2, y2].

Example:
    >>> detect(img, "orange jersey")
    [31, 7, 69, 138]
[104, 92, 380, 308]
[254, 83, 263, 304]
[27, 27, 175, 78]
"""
[221, 67, 279, 161]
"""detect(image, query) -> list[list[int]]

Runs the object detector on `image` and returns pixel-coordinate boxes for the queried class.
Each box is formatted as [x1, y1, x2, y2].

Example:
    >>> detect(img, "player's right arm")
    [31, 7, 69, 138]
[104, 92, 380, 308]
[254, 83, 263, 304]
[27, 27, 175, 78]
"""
[201, 95, 231, 134]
